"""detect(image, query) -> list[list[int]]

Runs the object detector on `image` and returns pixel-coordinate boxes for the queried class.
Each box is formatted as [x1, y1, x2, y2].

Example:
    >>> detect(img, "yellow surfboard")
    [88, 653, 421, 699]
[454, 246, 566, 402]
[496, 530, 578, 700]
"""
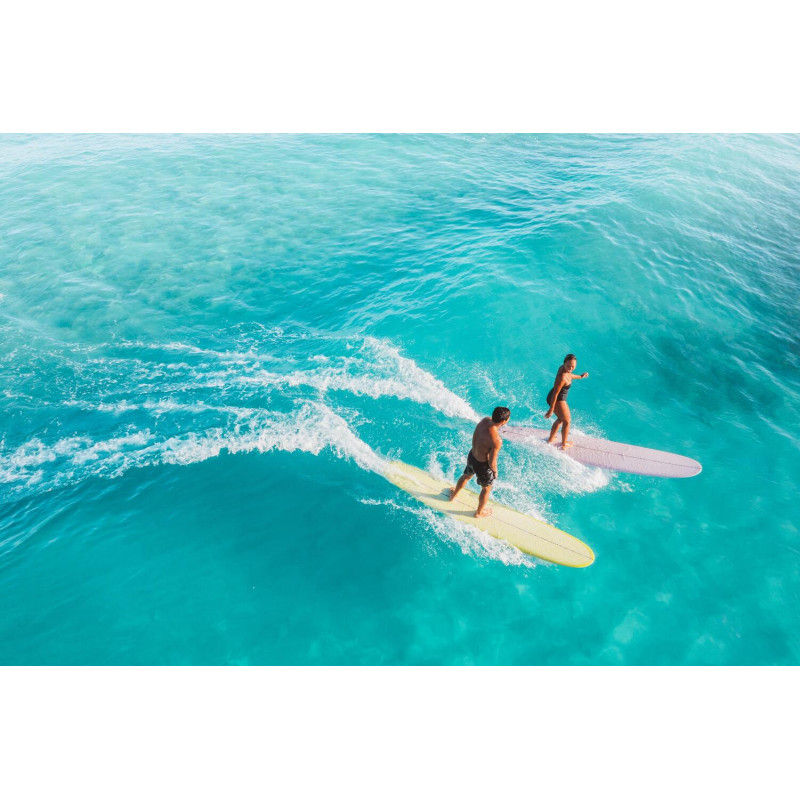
[385, 460, 594, 568]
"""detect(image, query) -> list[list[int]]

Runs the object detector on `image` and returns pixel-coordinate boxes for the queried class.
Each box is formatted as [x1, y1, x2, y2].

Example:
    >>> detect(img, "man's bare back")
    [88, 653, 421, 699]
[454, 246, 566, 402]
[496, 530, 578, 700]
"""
[472, 417, 501, 464]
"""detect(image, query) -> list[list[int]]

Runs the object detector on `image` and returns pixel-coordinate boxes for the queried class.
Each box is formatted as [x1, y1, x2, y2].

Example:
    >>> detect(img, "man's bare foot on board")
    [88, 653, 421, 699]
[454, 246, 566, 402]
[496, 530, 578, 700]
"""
[475, 507, 493, 518]
[561, 441, 574, 450]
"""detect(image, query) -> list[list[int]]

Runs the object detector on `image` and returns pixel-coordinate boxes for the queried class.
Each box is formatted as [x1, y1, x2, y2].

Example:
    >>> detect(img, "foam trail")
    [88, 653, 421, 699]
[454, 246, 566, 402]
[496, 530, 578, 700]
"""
[237, 337, 479, 421]
[0, 402, 390, 496]
[80, 334, 479, 423]
[160, 402, 390, 476]
[359, 338, 479, 420]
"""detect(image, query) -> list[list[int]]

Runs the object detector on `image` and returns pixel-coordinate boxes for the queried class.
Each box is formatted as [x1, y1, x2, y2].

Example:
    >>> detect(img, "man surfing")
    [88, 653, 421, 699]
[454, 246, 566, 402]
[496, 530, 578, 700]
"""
[449, 406, 511, 518]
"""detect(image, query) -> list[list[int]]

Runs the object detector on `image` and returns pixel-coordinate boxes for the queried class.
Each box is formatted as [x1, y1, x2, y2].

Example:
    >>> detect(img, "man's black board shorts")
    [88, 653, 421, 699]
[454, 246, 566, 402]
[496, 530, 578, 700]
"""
[462, 450, 495, 487]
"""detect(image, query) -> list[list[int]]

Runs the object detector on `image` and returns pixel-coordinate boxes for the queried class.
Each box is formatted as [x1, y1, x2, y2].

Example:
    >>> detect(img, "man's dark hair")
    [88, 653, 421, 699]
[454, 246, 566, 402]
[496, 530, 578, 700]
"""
[492, 406, 511, 424]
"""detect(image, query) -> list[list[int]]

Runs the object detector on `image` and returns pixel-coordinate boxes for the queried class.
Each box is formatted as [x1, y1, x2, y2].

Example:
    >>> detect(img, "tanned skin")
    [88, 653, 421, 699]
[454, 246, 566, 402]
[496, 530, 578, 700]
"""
[448, 415, 509, 518]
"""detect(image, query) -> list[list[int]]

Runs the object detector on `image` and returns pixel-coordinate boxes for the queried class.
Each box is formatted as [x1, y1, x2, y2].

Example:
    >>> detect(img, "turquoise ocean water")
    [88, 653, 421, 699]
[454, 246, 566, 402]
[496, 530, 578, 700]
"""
[1, 133, 798, 665]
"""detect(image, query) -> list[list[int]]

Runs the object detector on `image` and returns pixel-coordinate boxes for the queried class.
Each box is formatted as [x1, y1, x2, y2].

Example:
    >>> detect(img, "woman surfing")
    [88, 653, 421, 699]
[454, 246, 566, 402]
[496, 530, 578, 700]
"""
[545, 354, 588, 450]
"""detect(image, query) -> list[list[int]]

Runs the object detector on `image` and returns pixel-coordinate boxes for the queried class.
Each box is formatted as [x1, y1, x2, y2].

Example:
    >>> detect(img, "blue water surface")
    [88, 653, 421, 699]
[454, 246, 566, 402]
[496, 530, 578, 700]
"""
[1, 133, 798, 664]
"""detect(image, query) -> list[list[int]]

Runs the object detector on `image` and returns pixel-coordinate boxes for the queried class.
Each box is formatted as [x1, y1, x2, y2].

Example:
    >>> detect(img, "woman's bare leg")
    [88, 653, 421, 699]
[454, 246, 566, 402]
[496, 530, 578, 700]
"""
[547, 417, 563, 443]
[557, 401, 573, 449]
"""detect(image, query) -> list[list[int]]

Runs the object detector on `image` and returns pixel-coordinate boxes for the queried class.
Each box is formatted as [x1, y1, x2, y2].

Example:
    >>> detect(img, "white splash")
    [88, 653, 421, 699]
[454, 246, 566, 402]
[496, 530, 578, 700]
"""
[360, 494, 537, 567]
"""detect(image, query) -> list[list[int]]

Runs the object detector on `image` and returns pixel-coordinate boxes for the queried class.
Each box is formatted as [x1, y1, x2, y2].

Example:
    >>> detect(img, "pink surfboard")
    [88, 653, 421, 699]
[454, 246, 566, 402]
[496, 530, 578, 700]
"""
[502, 427, 702, 478]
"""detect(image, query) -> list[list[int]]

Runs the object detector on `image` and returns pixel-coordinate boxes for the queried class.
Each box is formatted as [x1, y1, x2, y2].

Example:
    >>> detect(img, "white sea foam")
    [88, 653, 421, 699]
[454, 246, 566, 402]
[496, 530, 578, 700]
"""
[70, 431, 154, 464]
[96, 400, 139, 414]
[360, 337, 479, 420]
[211, 402, 390, 476]
[69, 333, 479, 427]
[0, 402, 389, 493]
[236, 336, 479, 421]
[6, 437, 91, 469]
[538, 449, 611, 496]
